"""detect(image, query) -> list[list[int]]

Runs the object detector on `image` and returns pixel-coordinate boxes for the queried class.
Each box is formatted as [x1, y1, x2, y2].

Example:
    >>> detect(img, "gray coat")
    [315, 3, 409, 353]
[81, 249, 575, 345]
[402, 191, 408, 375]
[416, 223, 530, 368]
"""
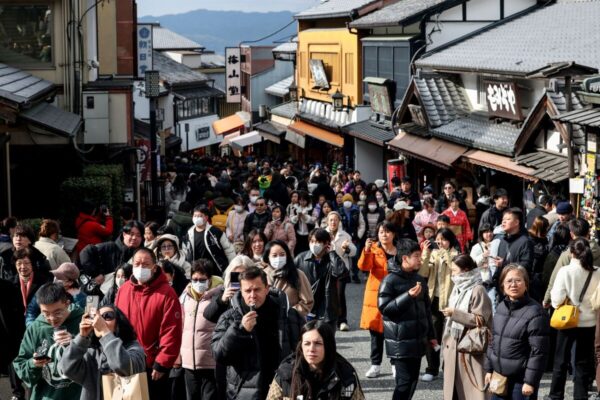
[59, 333, 146, 400]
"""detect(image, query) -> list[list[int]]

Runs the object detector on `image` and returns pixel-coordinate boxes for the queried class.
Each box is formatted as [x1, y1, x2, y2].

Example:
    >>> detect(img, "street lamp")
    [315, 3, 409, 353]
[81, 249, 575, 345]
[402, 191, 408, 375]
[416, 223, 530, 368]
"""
[289, 80, 298, 102]
[331, 89, 344, 111]
[145, 70, 160, 210]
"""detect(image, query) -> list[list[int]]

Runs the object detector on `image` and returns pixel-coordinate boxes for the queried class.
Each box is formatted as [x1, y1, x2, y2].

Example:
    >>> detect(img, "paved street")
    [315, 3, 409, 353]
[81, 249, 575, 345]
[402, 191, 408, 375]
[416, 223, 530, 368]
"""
[0, 279, 572, 399]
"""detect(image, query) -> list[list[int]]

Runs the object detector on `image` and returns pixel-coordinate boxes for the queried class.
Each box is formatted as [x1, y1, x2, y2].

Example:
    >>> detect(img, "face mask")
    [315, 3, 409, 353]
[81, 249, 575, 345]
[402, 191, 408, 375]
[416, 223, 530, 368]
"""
[250, 196, 258, 204]
[368, 204, 377, 212]
[310, 243, 324, 256]
[133, 267, 152, 284]
[192, 281, 209, 293]
[359, 194, 367, 201]
[343, 201, 352, 209]
[234, 205, 244, 213]
[116, 278, 126, 288]
[269, 256, 287, 269]
[168, 280, 173, 286]
[193, 217, 205, 227]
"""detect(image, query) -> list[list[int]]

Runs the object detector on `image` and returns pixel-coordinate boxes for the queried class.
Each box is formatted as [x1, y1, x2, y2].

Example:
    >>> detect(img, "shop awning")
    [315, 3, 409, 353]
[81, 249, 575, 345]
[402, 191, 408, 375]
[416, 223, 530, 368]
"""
[462, 150, 538, 181]
[387, 131, 467, 169]
[288, 120, 343, 147]
[229, 130, 262, 150]
[20, 102, 82, 137]
[285, 128, 305, 149]
[515, 150, 572, 183]
[553, 106, 600, 128]
[211, 112, 251, 135]
[219, 131, 240, 147]
[256, 120, 286, 144]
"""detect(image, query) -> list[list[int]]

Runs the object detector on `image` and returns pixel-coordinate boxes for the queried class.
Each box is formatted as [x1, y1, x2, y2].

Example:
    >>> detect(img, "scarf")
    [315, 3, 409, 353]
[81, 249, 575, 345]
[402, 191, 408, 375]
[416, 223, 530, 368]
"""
[445, 268, 482, 339]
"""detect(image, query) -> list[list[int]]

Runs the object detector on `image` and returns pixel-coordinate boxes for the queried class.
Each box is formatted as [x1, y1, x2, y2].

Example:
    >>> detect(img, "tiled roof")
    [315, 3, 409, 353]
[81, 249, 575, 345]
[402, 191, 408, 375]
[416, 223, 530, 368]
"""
[21, 102, 81, 137]
[350, 0, 451, 28]
[270, 101, 298, 119]
[431, 113, 522, 156]
[295, 0, 377, 20]
[414, 76, 470, 128]
[256, 121, 287, 137]
[416, 0, 600, 75]
[172, 86, 224, 100]
[547, 90, 586, 149]
[265, 76, 293, 97]
[515, 150, 571, 183]
[200, 53, 225, 68]
[153, 51, 210, 85]
[0, 63, 54, 106]
[272, 39, 298, 53]
[344, 119, 396, 146]
[153, 26, 203, 51]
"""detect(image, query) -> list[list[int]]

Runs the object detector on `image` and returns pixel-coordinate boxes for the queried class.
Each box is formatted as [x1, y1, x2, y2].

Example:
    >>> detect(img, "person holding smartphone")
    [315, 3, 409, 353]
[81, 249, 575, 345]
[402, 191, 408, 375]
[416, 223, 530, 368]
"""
[59, 305, 146, 400]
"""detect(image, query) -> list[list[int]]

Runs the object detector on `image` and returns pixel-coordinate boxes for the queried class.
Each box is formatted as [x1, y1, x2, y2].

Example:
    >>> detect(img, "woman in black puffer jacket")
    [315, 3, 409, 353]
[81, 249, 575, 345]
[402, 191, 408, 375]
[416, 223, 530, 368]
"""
[485, 264, 550, 400]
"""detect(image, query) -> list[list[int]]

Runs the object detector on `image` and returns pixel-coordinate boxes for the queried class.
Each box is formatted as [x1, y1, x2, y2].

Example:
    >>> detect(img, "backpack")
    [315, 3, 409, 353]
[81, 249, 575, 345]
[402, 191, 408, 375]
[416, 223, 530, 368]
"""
[212, 206, 233, 232]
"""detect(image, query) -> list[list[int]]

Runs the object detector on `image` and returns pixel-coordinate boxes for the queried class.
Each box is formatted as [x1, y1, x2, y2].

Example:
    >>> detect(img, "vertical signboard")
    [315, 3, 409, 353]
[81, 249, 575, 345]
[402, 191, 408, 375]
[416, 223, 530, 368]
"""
[484, 80, 523, 120]
[225, 47, 241, 103]
[137, 24, 153, 77]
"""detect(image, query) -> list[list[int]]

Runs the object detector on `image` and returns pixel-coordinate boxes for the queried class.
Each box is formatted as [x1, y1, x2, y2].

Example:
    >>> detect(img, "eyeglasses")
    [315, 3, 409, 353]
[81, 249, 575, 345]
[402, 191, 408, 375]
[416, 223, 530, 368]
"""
[101, 311, 116, 321]
[256, 203, 266, 207]
[504, 278, 524, 286]
[41, 308, 68, 319]
[16, 261, 32, 267]
[160, 244, 174, 250]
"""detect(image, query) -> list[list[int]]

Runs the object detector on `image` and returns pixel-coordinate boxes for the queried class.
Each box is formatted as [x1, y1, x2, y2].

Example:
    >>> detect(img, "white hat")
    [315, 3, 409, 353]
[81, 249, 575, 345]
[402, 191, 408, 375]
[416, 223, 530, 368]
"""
[374, 179, 386, 188]
[393, 200, 413, 211]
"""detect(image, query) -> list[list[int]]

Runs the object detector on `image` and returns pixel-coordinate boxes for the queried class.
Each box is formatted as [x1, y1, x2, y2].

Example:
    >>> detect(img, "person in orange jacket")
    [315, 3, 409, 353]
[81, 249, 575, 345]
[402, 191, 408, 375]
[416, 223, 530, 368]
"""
[358, 221, 397, 379]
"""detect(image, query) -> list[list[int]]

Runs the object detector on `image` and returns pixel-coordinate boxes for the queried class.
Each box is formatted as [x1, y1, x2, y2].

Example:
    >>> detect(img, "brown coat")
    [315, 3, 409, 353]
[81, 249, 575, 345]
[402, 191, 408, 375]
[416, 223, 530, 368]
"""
[272, 269, 314, 318]
[357, 243, 389, 333]
[442, 285, 492, 400]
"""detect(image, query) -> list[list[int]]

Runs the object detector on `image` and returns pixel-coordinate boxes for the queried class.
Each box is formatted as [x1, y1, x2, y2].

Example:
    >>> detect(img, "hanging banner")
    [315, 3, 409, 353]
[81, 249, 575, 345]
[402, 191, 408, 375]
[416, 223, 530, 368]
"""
[137, 24, 153, 78]
[225, 47, 241, 103]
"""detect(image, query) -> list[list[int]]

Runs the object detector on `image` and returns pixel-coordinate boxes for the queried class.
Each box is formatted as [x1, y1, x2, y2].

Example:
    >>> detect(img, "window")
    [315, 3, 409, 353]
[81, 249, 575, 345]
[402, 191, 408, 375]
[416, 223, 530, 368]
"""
[362, 41, 412, 104]
[177, 97, 214, 120]
[344, 53, 354, 85]
[0, 4, 53, 66]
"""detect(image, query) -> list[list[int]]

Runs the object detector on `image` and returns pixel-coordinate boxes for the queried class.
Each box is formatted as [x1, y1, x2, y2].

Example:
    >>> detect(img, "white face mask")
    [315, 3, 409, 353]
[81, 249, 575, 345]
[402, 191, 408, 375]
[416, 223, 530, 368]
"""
[269, 256, 287, 269]
[310, 243, 324, 256]
[133, 267, 152, 284]
[368, 204, 377, 212]
[116, 278, 126, 288]
[234, 205, 244, 213]
[193, 216, 206, 227]
[343, 201, 352, 209]
[250, 195, 258, 204]
[192, 280, 209, 293]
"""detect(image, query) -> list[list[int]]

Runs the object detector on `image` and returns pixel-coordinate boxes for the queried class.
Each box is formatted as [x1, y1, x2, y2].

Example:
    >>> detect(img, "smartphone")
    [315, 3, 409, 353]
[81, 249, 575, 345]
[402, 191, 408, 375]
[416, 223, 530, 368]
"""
[33, 354, 51, 361]
[230, 272, 241, 290]
[85, 295, 100, 318]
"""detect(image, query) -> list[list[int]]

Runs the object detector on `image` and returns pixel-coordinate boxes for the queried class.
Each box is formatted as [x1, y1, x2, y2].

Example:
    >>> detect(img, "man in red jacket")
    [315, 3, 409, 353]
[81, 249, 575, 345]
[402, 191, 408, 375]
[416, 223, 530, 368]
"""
[115, 248, 182, 400]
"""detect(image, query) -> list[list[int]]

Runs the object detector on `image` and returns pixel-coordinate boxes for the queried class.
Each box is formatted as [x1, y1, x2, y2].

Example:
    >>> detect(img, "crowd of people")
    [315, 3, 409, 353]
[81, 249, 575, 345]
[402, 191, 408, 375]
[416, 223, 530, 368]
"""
[0, 154, 599, 400]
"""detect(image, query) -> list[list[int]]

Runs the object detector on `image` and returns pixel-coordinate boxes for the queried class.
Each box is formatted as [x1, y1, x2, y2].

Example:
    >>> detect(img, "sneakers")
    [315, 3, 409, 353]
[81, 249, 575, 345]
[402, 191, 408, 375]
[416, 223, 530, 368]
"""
[420, 373, 436, 382]
[339, 323, 350, 331]
[365, 365, 381, 378]
[392, 364, 396, 378]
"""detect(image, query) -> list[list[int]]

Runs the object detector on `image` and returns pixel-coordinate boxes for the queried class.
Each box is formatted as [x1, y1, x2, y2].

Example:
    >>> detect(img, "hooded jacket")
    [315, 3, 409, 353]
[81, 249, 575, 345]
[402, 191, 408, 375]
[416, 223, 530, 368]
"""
[211, 289, 303, 400]
[179, 277, 223, 370]
[115, 269, 182, 372]
[13, 304, 84, 400]
[75, 212, 113, 254]
[485, 294, 549, 387]
[156, 234, 192, 278]
[378, 263, 434, 359]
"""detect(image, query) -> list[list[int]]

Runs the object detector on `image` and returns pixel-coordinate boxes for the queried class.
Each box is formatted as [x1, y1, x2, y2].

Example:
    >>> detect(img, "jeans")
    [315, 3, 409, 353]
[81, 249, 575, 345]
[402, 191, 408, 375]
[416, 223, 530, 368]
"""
[548, 326, 595, 400]
[392, 358, 421, 400]
[184, 368, 217, 400]
[491, 381, 536, 400]
[425, 296, 443, 375]
[370, 330, 384, 365]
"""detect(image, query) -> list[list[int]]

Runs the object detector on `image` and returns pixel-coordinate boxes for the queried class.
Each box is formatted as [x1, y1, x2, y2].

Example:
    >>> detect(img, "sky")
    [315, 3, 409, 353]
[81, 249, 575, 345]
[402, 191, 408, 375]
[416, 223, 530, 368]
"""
[138, 0, 321, 17]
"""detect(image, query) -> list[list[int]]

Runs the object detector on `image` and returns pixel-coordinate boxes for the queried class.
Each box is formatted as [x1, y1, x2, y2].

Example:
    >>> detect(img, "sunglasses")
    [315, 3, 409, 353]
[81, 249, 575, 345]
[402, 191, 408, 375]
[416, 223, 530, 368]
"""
[101, 311, 116, 321]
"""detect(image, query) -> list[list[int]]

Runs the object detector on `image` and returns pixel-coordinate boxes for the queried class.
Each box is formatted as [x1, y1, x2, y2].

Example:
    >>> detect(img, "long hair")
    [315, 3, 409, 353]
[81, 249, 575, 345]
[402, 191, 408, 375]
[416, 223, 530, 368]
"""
[90, 304, 138, 348]
[290, 321, 338, 400]
[263, 240, 299, 289]
[241, 229, 268, 258]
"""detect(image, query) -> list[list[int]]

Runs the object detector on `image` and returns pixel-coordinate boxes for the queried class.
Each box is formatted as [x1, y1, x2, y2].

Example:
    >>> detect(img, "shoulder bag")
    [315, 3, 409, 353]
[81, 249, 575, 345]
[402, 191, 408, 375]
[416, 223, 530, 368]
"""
[550, 271, 593, 330]
[102, 359, 149, 400]
[457, 315, 489, 355]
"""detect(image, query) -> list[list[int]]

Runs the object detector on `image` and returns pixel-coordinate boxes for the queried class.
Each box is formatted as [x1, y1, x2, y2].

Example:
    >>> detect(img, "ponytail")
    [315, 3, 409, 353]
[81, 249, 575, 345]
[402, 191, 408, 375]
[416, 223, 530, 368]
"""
[570, 237, 594, 271]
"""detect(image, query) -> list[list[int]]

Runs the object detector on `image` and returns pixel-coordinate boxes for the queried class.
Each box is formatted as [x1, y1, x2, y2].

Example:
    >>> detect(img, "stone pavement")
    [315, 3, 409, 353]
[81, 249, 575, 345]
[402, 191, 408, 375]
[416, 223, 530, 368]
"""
[0, 279, 573, 399]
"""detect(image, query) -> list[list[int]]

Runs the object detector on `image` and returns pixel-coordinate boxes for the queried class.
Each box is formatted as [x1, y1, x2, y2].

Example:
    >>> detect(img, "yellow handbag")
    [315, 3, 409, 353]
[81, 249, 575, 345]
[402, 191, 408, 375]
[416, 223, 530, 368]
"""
[550, 271, 593, 330]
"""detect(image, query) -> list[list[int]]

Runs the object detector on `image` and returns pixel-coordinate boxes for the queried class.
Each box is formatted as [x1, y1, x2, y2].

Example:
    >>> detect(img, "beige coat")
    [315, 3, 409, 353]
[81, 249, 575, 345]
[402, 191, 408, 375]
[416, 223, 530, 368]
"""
[272, 269, 314, 317]
[442, 285, 492, 400]
[419, 248, 458, 309]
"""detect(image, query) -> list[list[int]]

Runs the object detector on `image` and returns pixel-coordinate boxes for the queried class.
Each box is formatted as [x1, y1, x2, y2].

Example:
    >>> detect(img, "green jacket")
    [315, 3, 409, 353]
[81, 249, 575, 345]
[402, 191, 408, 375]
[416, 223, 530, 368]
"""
[13, 304, 84, 400]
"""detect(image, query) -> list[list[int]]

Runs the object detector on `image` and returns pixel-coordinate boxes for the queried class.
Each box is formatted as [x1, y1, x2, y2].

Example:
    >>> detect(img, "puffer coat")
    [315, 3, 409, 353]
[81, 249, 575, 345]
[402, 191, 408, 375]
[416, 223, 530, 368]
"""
[378, 263, 434, 359]
[485, 294, 550, 387]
